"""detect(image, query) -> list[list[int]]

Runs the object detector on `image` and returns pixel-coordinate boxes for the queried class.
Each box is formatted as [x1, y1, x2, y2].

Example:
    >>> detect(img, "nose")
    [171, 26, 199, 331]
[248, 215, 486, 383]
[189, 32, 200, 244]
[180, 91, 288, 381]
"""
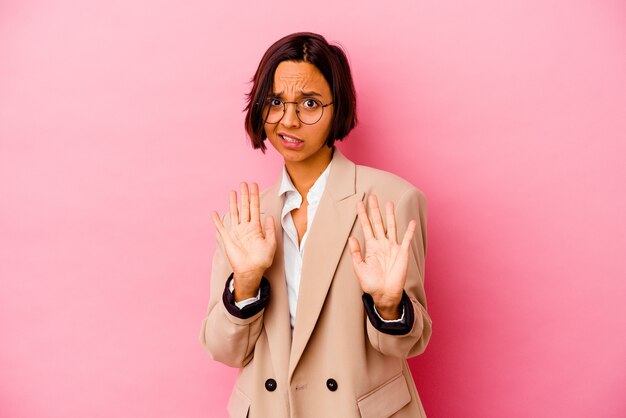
[280, 102, 301, 128]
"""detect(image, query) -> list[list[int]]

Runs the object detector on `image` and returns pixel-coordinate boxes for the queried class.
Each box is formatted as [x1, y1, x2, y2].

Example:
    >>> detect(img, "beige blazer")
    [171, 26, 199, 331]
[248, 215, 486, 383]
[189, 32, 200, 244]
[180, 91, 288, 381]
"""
[200, 148, 432, 418]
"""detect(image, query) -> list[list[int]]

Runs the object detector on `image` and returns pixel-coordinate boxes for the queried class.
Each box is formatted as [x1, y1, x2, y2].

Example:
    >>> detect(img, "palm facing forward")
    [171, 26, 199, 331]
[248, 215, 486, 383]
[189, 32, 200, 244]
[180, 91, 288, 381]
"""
[211, 182, 276, 300]
[348, 195, 417, 320]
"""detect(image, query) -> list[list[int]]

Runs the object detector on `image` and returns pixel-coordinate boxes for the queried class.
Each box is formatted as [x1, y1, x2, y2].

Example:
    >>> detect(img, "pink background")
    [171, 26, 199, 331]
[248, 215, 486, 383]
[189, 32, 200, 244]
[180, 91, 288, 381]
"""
[1, 0, 625, 417]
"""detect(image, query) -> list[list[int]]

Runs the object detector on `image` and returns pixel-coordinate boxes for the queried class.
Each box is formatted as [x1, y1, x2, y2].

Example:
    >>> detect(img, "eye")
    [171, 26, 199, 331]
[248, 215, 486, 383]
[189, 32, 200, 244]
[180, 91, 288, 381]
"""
[269, 98, 282, 107]
[301, 98, 320, 109]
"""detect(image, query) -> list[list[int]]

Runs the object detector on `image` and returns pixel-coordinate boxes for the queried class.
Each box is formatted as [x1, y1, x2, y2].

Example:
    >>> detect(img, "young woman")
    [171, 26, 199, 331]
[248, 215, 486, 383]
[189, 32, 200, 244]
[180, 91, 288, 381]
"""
[200, 32, 432, 418]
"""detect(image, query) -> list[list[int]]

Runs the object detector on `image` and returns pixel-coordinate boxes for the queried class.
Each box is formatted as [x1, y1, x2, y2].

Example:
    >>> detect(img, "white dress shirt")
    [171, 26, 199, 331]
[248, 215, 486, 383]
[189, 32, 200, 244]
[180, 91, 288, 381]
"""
[278, 161, 332, 329]
[230, 158, 404, 329]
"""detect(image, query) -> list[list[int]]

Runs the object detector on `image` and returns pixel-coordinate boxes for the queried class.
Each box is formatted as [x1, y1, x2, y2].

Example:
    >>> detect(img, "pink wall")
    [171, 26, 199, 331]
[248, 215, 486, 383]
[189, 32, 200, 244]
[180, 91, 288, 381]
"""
[1, 0, 625, 417]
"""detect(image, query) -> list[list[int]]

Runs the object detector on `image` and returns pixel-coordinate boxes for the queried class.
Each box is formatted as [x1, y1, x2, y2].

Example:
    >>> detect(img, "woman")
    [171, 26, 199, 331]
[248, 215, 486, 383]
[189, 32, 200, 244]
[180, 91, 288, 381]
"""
[200, 32, 432, 418]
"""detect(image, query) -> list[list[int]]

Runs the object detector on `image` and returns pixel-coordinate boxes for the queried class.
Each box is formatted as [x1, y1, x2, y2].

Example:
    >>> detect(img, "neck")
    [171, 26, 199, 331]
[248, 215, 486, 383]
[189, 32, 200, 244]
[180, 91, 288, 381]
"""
[285, 147, 334, 197]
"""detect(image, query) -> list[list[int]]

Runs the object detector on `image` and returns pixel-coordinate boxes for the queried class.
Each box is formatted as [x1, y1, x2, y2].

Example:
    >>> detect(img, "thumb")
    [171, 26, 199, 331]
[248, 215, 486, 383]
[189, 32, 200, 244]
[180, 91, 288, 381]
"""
[211, 211, 228, 245]
[349, 237, 367, 291]
[348, 236, 363, 265]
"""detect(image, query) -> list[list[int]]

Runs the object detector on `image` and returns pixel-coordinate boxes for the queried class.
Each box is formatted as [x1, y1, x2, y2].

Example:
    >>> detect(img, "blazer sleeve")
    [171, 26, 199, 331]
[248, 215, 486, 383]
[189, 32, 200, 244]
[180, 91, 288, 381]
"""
[364, 187, 433, 359]
[198, 214, 267, 368]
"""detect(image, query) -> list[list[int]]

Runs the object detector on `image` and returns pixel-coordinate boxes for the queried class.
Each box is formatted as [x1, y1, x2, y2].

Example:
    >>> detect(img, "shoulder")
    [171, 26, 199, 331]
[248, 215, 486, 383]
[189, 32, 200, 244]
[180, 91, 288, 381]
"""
[259, 181, 282, 216]
[355, 163, 426, 203]
[355, 163, 428, 231]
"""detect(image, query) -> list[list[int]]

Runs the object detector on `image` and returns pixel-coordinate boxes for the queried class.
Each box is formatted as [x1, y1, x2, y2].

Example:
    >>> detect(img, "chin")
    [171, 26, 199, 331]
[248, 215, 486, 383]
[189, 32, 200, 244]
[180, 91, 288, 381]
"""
[280, 150, 310, 162]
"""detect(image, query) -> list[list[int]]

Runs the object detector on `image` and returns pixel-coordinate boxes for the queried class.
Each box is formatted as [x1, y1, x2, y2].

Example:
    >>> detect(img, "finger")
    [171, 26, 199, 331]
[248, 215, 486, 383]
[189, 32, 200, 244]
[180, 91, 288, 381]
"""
[386, 201, 398, 243]
[348, 236, 364, 265]
[229, 190, 239, 224]
[368, 195, 386, 240]
[250, 182, 261, 223]
[239, 182, 250, 222]
[400, 219, 417, 252]
[356, 200, 374, 241]
[211, 211, 228, 241]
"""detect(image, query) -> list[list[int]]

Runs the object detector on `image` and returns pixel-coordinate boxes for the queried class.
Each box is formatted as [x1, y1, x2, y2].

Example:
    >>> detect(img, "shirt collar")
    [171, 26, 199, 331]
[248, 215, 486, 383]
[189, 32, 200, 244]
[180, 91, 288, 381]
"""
[278, 158, 333, 205]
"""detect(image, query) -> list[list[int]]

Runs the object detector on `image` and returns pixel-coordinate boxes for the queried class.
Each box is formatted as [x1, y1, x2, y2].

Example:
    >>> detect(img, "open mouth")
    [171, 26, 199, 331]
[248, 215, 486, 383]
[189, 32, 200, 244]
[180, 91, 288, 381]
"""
[279, 134, 303, 143]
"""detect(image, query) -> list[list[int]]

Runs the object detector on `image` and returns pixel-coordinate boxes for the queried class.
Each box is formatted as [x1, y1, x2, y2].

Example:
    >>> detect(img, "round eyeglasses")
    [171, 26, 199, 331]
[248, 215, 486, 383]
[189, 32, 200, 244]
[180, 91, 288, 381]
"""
[263, 97, 334, 125]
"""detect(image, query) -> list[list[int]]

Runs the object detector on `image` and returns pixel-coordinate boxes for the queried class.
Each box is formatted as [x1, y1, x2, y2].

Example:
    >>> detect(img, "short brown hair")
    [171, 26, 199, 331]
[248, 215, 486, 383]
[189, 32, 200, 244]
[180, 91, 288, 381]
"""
[244, 32, 358, 152]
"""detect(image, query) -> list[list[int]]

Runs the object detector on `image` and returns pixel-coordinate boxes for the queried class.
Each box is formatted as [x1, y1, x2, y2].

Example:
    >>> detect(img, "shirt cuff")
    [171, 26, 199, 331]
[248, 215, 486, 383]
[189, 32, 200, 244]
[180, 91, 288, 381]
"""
[222, 273, 270, 319]
[362, 291, 414, 335]
[228, 279, 261, 309]
[374, 303, 406, 323]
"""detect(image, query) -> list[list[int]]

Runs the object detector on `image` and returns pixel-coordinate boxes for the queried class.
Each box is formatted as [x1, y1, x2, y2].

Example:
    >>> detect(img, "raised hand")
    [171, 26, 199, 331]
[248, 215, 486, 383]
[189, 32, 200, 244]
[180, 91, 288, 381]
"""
[348, 195, 417, 320]
[211, 182, 277, 301]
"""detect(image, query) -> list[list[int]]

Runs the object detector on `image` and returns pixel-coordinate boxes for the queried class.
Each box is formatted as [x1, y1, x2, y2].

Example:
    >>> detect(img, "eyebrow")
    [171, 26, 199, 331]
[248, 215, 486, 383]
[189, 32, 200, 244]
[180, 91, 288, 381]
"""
[272, 90, 323, 98]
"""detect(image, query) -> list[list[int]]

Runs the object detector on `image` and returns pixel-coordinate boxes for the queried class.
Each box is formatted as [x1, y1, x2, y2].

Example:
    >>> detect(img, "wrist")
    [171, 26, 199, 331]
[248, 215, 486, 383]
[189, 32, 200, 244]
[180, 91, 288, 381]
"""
[372, 295, 403, 320]
[233, 272, 262, 301]
[222, 274, 271, 320]
[374, 303, 402, 320]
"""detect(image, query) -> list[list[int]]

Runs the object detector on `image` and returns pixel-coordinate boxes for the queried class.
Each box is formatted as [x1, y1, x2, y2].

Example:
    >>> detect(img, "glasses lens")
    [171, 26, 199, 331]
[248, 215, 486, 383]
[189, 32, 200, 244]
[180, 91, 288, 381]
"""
[263, 98, 325, 124]
[297, 98, 323, 124]
[264, 99, 284, 124]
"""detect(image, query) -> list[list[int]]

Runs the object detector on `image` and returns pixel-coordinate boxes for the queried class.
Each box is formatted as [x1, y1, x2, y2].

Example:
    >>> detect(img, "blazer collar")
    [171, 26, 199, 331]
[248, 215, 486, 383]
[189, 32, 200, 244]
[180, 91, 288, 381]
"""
[288, 147, 365, 378]
[261, 147, 365, 381]
[267, 146, 354, 198]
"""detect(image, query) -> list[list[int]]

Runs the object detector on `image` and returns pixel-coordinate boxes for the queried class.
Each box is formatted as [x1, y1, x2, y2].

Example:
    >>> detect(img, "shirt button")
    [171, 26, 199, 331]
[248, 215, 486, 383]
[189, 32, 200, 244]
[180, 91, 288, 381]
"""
[265, 378, 277, 392]
[326, 378, 338, 392]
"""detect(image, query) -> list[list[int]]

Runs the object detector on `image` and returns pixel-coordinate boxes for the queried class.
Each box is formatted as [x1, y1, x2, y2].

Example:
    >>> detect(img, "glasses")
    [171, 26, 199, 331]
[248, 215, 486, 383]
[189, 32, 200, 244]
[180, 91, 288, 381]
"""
[263, 97, 334, 125]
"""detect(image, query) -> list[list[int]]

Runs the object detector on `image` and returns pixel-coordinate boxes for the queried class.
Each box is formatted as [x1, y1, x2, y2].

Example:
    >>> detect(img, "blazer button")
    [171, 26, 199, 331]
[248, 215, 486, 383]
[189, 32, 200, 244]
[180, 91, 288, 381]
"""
[265, 378, 277, 392]
[326, 378, 338, 392]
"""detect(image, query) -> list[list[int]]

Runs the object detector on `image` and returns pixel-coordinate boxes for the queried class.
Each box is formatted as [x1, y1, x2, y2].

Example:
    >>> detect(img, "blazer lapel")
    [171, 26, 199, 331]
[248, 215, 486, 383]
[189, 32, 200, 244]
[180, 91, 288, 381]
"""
[288, 147, 364, 379]
[260, 179, 292, 384]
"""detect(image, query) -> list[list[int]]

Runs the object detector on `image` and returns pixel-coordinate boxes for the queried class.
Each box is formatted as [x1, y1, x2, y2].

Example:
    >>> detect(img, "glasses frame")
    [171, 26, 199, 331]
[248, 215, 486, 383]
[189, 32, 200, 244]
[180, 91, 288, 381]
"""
[263, 98, 334, 125]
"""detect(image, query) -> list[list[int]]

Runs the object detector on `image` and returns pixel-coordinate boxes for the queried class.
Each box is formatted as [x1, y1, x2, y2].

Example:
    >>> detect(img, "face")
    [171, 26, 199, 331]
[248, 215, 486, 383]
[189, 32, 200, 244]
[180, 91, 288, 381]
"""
[263, 60, 334, 168]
